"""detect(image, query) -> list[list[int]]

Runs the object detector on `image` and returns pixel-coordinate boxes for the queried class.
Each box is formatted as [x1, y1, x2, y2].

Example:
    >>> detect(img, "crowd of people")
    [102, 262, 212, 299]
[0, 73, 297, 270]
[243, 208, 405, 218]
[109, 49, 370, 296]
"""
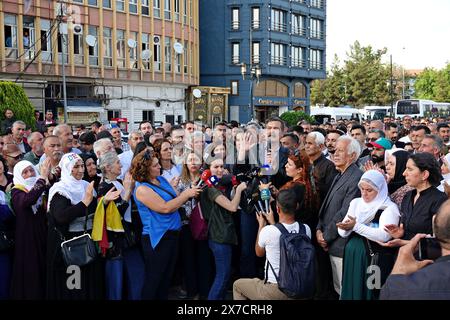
[0, 108, 449, 300]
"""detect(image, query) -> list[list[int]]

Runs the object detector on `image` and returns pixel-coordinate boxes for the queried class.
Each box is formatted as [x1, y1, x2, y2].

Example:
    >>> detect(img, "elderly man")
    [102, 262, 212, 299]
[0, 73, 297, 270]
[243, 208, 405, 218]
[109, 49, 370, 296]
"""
[23, 131, 44, 165]
[37, 135, 63, 181]
[11, 121, 31, 154]
[93, 137, 115, 159]
[53, 124, 80, 155]
[369, 120, 384, 131]
[316, 136, 362, 298]
[418, 134, 443, 163]
[118, 131, 144, 179]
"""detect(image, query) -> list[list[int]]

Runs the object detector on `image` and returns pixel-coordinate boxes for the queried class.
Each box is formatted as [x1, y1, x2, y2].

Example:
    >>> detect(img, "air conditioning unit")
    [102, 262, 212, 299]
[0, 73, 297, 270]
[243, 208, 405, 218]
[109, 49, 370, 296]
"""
[153, 36, 160, 44]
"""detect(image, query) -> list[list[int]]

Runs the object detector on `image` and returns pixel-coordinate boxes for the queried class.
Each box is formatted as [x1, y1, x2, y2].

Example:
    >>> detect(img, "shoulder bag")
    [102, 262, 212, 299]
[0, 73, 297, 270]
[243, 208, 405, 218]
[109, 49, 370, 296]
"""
[57, 208, 98, 267]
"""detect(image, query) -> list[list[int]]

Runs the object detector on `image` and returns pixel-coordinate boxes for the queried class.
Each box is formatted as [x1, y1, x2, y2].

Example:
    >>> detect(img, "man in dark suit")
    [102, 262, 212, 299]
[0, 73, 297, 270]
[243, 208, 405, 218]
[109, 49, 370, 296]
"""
[381, 200, 450, 300]
[316, 136, 363, 297]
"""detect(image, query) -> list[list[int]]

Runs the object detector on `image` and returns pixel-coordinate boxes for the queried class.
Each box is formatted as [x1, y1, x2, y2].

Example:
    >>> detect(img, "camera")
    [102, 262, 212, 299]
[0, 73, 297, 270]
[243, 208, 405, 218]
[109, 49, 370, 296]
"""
[418, 237, 441, 261]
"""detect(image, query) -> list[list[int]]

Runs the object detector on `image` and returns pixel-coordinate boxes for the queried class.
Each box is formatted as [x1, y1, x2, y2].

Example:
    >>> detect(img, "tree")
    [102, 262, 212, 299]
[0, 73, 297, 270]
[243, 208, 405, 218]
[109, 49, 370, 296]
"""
[280, 111, 315, 126]
[414, 64, 450, 102]
[0, 81, 36, 130]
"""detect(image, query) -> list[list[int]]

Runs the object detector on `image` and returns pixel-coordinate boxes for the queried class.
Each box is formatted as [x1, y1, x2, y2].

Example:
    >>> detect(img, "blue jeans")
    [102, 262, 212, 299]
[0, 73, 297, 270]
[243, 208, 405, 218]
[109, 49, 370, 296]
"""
[208, 240, 232, 300]
[105, 257, 124, 300]
[123, 246, 145, 300]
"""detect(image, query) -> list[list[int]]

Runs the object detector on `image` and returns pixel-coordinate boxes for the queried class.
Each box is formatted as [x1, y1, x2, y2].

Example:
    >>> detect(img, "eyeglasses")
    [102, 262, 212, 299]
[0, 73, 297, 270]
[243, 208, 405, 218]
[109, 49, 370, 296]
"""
[7, 154, 23, 160]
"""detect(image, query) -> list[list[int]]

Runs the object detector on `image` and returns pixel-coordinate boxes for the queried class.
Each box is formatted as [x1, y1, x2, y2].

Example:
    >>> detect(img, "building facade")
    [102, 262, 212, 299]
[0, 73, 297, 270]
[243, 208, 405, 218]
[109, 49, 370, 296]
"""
[199, 0, 326, 123]
[0, 0, 199, 130]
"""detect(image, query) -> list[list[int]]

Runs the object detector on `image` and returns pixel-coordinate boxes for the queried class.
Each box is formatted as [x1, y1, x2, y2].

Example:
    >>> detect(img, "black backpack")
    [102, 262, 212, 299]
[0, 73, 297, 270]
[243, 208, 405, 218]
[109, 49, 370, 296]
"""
[266, 223, 316, 299]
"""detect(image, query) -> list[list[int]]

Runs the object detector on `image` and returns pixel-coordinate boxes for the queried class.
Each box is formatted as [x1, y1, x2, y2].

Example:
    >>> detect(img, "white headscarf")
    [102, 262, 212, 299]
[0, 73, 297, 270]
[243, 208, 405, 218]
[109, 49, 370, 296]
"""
[13, 160, 43, 214]
[438, 153, 450, 192]
[351, 170, 393, 225]
[48, 153, 90, 210]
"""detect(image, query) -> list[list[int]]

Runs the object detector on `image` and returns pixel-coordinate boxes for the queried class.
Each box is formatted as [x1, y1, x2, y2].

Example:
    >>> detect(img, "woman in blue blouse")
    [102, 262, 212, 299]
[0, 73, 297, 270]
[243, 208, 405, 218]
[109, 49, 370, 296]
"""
[130, 149, 202, 300]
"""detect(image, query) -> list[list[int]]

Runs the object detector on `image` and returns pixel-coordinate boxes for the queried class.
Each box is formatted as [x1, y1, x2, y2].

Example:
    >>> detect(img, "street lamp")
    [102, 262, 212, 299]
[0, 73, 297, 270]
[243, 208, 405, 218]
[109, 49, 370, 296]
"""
[240, 62, 262, 121]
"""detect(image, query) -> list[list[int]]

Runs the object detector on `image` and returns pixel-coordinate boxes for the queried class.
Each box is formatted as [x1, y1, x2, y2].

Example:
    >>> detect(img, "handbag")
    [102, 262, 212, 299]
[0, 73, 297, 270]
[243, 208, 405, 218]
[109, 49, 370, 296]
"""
[189, 202, 208, 241]
[57, 208, 98, 267]
[0, 230, 14, 252]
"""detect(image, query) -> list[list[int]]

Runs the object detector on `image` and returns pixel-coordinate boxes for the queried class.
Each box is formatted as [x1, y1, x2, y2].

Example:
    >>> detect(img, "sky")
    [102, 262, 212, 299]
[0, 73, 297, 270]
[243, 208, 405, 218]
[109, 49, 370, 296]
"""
[326, 0, 450, 70]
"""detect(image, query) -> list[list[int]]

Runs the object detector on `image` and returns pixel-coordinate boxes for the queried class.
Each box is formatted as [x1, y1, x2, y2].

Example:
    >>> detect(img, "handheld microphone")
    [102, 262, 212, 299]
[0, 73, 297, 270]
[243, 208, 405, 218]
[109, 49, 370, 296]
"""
[260, 188, 271, 213]
[197, 169, 212, 187]
[205, 175, 220, 188]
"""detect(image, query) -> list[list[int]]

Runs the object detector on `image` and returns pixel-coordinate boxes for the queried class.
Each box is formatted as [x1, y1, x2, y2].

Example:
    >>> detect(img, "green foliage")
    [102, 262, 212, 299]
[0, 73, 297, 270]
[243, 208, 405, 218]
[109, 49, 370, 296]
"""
[280, 111, 315, 126]
[415, 64, 450, 102]
[0, 81, 36, 130]
[311, 41, 398, 107]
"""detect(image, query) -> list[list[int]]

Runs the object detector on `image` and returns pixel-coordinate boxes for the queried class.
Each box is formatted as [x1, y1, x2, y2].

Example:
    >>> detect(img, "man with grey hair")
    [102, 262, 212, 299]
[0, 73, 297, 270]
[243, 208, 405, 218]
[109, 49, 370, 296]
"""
[93, 137, 115, 159]
[23, 131, 44, 165]
[369, 120, 384, 131]
[418, 134, 444, 162]
[11, 120, 31, 153]
[316, 136, 363, 299]
[53, 124, 81, 154]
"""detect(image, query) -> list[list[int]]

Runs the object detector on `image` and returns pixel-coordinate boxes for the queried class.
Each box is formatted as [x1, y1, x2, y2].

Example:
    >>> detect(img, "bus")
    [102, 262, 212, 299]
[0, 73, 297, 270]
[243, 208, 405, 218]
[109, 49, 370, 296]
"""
[310, 106, 362, 124]
[395, 99, 450, 119]
[363, 106, 395, 121]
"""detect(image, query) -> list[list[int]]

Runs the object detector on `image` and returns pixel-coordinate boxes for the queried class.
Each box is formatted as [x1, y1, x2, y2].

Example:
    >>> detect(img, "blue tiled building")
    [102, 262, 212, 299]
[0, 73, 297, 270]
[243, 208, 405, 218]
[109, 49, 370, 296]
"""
[199, 0, 327, 123]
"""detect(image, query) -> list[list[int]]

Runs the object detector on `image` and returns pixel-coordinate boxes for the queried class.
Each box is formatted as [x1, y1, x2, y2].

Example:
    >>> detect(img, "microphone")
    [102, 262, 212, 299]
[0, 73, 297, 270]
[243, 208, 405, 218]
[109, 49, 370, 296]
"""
[260, 187, 271, 214]
[197, 169, 212, 188]
[205, 175, 220, 188]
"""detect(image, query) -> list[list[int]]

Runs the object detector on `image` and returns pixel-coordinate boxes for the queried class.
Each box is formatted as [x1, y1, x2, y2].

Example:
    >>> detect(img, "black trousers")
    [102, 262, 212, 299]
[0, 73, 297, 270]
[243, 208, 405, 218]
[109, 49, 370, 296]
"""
[141, 230, 179, 300]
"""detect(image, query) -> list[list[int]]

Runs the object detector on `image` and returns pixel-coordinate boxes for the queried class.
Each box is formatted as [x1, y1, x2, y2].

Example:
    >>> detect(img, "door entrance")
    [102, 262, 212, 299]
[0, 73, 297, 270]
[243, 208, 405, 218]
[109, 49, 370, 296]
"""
[255, 106, 279, 122]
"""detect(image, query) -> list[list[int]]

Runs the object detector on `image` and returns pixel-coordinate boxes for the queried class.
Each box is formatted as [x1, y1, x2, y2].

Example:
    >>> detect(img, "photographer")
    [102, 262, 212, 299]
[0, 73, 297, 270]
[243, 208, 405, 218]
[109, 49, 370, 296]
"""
[380, 199, 450, 300]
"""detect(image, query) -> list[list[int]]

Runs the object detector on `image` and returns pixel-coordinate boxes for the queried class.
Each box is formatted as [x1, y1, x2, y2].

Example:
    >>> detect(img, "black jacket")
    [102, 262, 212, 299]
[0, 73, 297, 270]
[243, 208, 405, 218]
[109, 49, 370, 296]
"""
[380, 255, 450, 300]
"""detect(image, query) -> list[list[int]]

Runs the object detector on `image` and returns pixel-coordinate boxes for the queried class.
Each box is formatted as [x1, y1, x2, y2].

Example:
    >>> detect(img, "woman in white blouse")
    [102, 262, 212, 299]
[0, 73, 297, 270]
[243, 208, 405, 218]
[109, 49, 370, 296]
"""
[337, 170, 400, 300]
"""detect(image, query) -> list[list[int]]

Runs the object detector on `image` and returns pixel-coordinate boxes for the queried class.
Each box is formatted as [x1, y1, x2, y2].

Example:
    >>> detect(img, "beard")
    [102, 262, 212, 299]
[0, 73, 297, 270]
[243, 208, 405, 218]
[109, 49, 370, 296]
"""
[371, 154, 384, 164]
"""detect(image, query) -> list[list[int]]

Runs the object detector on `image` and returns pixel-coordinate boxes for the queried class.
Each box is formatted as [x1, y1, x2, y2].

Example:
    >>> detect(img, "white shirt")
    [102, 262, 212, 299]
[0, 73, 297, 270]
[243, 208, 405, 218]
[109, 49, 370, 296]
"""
[398, 135, 411, 143]
[118, 150, 133, 180]
[258, 222, 311, 284]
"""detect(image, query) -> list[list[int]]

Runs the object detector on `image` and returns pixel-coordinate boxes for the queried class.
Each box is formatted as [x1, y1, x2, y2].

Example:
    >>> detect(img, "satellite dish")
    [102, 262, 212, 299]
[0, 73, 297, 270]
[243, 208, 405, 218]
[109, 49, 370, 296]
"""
[141, 49, 151, 61]
[173, 42, 184, 54]
[127, 39, 137, 48]
[192, 89, 202, 98]
[85, 35, 96, 47]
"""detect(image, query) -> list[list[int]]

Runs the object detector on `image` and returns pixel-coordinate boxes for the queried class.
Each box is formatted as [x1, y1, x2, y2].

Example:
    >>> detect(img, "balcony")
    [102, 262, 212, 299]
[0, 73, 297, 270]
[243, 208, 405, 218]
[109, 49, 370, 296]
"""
[271, 56, 287, 66]
[271, 22, 287, 33]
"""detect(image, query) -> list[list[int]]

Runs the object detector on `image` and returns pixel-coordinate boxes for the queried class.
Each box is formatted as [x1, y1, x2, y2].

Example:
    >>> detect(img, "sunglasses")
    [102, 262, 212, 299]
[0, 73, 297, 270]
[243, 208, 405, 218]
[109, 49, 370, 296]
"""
[7, 154, 24, 160]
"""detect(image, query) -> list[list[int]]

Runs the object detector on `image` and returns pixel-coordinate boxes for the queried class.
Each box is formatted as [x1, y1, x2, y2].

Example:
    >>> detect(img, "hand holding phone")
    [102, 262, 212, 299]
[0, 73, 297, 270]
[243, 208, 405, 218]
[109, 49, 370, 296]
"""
[418, 237, 441, 261]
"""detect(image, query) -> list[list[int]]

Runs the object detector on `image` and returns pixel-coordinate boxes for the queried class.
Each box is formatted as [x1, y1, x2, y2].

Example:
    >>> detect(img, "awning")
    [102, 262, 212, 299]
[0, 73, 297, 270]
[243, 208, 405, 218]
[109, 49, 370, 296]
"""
[66, 100, 104, 113]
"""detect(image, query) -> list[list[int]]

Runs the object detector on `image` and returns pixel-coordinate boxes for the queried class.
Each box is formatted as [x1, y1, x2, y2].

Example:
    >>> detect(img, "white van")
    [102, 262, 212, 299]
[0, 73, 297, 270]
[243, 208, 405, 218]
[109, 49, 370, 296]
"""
[310, 106, 361, 124]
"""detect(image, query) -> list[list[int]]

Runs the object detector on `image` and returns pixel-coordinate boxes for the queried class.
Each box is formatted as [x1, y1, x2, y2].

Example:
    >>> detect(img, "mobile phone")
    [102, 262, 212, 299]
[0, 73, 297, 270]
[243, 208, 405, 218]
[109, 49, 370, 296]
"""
[418, 237, 441, 261]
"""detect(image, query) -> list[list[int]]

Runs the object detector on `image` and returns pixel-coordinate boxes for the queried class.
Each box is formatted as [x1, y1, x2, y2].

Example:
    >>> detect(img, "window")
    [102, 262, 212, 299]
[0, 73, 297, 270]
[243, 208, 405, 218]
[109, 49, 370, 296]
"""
[292, 14, 306, 36]
[230, 80, 239, 96]
[164, 36, 171, 72]
[252, 7, 260, 29]
[153, 36, 161, 71]
[183, 0, 188, 24]
[164, 0, 171, 20]
[103, 27, 112, 66]
[154, 0, 161, 18]
[310, 49, 323, 69]
[175, 40, 182, 73]
[108, 110, 121, 120]
[88, 26, 98, 66]
[23, 16, 36, 60]
[88, 0, 98, 6]
[57, 32, 68, 64]
[130, 31, 138, 68]
[141, 33, 151, 69]
[142, 110, 154, 123]
[311, 0, 324, 9]
[271, 9, 286, 32]
[294, 82, 306, 98]
[103, 0, 111, 8]
[73, 30, 84, 65]
[183, 40, 189, 73]
[232, 43, 240, 64]
[116, 29, 126, 68]
[116, 0, 125, 11]
[174, 0, 181, 22]
[129, 0, 138, 13]
[310, 18, 323, 39]
[271, 43, 286, 65]
[291, 46, 305, 68]
[252, 42, 260, 64]
[231, 8, 239, 30]
[142, 0, 150, 15]
[4, 14, 18, 58]
[40, 19, 52, 62]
